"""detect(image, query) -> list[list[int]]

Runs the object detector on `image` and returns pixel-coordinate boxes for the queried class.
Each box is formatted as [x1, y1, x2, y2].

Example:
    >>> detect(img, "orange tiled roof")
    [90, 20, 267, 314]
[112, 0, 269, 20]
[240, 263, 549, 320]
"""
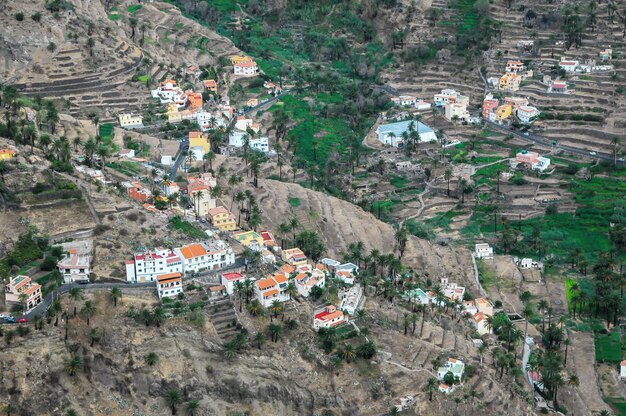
[279, 264, 295, 274]
[179, 244, 207, 259]
[273, 273, 288, 284]
[157, 272, 182, 283]
[235, 60, 257, 68]
[263, 288, 279, 297]
[24, 284, 41, 296]
[256, 277, 276, 290]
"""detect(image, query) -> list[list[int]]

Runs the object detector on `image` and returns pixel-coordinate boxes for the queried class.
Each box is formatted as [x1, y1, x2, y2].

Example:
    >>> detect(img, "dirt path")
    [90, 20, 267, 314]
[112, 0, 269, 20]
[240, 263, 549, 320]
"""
[566, 332, 611, 415]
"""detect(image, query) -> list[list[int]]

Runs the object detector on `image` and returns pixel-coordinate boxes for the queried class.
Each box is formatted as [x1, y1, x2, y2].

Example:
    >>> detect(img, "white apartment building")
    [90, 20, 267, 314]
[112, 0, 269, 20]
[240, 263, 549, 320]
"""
[156, 272, 183, 299]
[174, 241, 236, 275]
[118, 113, 144, 129]
[125, 247, 183, 283]
[474, 243, 494, 260]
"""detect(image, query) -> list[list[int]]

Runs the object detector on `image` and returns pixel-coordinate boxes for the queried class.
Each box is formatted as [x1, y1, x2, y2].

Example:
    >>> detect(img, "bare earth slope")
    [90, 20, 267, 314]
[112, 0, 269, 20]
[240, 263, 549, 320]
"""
[255, 178, 478, 288]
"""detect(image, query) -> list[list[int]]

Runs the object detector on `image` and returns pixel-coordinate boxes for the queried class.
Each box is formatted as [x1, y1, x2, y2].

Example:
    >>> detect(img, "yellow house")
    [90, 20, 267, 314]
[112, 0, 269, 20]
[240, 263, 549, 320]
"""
[167, 103, 182, 123]
[208, 206, 237, 231]
[0, 148, 16, 160]
[233, 230, 264, 248]
[246, 98, 259, 107]
[281, 248, 308, 267]
[230, 55, 251, 65]
[188, 131, 211, 154]
[499, 73, 521, 92]
[496, 104, 513, 121]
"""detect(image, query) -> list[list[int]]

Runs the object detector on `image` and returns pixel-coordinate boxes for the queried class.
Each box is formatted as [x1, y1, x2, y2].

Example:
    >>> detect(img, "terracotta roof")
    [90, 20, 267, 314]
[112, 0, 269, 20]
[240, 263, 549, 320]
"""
[157, 272, 182, 283]
[188, 131, 203, 140]
[24, 284, 41, 296]
[621, 360, 626, 366]
[256, 277, 276, 290]
[273, 273, 288, 284]
[208, 206, 230, 216]
[204, 80, 217, 87]
[315, 309, 343, 321]
[263, 288, 279, 297]
[179, 243, 208, 259]
[279, 264, 295, 274]
[235, 60, 257, 68]
[209, 285, 225, 292]
[439, 384, 449, 389]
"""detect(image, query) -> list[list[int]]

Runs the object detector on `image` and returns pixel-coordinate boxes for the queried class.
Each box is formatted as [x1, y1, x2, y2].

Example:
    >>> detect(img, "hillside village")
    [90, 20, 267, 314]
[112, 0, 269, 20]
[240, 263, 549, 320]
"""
[0, 0, 626, 415]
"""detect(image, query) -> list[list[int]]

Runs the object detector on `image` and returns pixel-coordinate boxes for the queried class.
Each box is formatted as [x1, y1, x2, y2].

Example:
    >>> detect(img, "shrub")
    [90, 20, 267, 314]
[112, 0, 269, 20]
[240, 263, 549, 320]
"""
[545, 204, 558, 215]
[31, 12, 42, 22]
[40, 255, 58, 271]
[15, 12, 25, 21]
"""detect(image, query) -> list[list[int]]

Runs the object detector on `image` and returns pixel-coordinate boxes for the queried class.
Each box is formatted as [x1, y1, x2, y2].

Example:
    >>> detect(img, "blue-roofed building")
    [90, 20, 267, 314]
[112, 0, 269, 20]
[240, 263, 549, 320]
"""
[376, 120, 437, 147]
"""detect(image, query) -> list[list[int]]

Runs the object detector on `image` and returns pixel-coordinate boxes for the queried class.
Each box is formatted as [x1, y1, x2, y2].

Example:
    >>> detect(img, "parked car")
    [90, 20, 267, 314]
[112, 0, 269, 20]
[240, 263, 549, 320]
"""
[589, 151, 597, 156]
[2, 316, 16, 324]
[0, 313, 11, 319]
[16, 317, 27, 323]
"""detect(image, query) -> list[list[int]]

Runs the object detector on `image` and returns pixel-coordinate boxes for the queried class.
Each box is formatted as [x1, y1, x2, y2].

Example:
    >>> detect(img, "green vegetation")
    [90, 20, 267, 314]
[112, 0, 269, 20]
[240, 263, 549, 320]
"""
[405, 219, 435, 240]
[604, 397, 626, 415]
[168, 216, 207, 239]
[389, 175, 409, 189]
[565, 278, 577, 312]
[288, 197, 301, 207]
[0, 231, 48, 279]
[594, 331, 624, 363]
[425, 210, 466, 230]
[98, 124, 114, 146]
[127, 4, 142, 13]
[105, 161, 143, 177]
[108, 13, 121, 21]
[476, 259, 496, 292]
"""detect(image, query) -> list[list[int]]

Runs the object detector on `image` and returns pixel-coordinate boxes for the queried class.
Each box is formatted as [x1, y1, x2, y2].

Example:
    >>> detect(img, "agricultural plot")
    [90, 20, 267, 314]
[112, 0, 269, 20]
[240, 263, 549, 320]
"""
[594, 332, 624, 364]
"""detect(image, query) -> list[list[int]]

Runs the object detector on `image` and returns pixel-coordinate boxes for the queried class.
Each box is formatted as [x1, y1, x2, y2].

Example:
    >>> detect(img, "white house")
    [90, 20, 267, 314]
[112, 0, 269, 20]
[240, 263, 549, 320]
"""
[391, 95, 417, 106]
[439, 384, 452, 394]
[118, 148, 136, 159]
[151, 80, 188, 108]
[415, 101, 432, 111]
[295, 271, 326, 297]
[474, 243, 493, 260]
[255, 273, 290, 307]
[472, 312, 490, 335]
[221, 272, 245, 295]
[620, 360, 626, 379]
[434, 89, 459, 107]
[516, 257, 544, 271]
[376, 120, 437, 147]
[228, 130, 269, 152]
[156, 272, 183, 299]
[118, 113, 144, 129]
[175, 241, 236, 275]
[234, 59, 259, 77]
[441, 278, 465, 300]
[517, 105, 540, 124]
[339, 284, 364, 315]
[559, 60, 579, 72]
[313, 305, 347, 330]
[161, 155, 174, 166]
[437, 358, 465, 382]
[57, 248, 91, 283]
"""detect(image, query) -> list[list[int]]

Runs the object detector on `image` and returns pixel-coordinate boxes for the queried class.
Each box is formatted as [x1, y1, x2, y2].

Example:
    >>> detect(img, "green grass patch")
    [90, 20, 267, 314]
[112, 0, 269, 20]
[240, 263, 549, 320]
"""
[105, 161, 143, 177]
[99, 123, 114, 146]
[168, 216, 207, 239]
[137, 74, 150, 83]
[565, 278, 577, 312]
[426, 210, 466, 230]
[127, 4, 143, 13]
[405, 219, 435, 240]
[604, 397, 626, 415]
[108, 13, 121, 21]
[390, 175, 409, 189]
[288, 197, 301, 207]
[594, 331, 624, 363]
[476, 259, 496, 292]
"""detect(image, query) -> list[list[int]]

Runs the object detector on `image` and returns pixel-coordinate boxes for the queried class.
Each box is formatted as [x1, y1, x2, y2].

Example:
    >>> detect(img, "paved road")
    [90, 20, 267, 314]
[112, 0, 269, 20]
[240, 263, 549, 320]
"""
[169, 138, 189, 177]
[484, 121, 624, 166]
[20, 282, 154, 320]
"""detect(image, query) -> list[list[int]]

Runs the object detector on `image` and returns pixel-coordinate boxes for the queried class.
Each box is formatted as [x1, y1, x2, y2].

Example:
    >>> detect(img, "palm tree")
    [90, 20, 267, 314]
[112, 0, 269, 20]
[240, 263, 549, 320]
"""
[69, 287, 83, 317]
[203, 151, 216, 172]
[145, 352, 159, 366]
[81, 300, 97, 326]
[270, 301, 283, 322]
[247, 300, 262, 317]
[425, 377, 438, 401]
[268, 323, 283, 342]
[164, 389, 182, 415]
[52, 299, 62, 326]
[109, 287, 122, 307]
[289, 217, 299, 246]
[341, 344, 356, 363]
[152, 306, 166, 328]
[65, 355, 82, 376]
[444, 168, 452, 197]
[18, 292, 28, 312]
[3, 404, 16, 416]
[65, 409, 78, 416]
[87, 327, 101, 346]
[538, 299, 549, 333]
[459, 178, 468, 204]
[278, 222, 290, 249]
[253, 332, 266, 349]
[186, 400, 199, 416]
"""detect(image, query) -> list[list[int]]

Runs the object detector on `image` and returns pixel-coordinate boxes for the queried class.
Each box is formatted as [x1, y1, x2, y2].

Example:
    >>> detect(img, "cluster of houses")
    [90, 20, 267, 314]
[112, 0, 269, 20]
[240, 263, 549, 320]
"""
[124, 240, 235, 283]
[228, 116, 270, 153]
[390, 95, 432, 111]
[498, 61, 533, 93]
[434, 89, 471, 123]
[233, 230, 277, 264]
[482, 93, 540, 125]
[558, 55, 613, 74]
[219, 250, 362, 329]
